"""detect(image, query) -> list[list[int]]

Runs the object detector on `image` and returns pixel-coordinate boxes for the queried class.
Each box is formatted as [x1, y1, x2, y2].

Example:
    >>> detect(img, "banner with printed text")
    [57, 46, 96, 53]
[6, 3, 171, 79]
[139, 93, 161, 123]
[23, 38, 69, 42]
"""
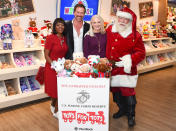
[57, 77, 110, 131]
[60, 0, 99, 21]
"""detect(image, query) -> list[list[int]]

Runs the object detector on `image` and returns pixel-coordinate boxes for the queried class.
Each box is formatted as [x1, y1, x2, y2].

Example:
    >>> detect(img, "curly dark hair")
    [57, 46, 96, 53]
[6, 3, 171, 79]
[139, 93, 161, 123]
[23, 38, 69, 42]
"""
[74, 4, 86, 13]
[52, 18, 66, 36]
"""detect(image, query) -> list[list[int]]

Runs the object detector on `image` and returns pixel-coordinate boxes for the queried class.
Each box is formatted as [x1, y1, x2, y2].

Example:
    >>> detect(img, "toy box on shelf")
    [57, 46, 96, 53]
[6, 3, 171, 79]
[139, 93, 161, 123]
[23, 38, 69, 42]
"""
[138, 37, 176, 74]
[0, 39, 47, 109]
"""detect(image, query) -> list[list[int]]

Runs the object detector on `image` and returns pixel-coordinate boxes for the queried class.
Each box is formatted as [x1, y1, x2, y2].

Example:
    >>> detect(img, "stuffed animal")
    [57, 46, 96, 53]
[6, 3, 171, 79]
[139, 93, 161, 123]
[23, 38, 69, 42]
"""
[92, 62, 111, 78]
[88, 55, 100, 65]
[51, 57, 66, 77]
[6, 84, 17, 96]
[20, 77, 30, 93]
[70, 63, 80, 77]
[12, 19, 24, 40]
[24, 30, 34, 48]
[64, 59, 74, 76]
[44, 20, 52, 35]
[74, 64, 92, 78]
[0, 24, 14, 50]
[28, 17, 39, 38]
[73, 52, 84, 60]
[27, 76, 40, 91]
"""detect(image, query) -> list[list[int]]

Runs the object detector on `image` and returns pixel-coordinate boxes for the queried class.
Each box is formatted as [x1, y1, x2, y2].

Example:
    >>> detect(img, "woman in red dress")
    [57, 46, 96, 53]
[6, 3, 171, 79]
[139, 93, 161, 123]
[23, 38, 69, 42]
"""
[44, 18, 68, 118]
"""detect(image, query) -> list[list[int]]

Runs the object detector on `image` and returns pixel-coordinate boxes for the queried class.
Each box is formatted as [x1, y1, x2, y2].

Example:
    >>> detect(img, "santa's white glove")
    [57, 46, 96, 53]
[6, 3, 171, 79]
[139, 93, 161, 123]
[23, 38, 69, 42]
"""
[115, 54, 132, 74]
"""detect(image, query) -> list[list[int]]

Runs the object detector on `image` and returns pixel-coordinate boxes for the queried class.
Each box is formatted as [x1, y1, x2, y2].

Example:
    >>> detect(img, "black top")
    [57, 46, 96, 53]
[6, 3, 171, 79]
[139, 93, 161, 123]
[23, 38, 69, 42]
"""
[65, 20, 90, 59]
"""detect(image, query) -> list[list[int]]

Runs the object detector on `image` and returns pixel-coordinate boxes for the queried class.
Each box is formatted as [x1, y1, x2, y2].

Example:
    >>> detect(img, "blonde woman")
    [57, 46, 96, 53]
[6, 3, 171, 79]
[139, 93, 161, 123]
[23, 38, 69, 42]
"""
[83, 15, 107, 58]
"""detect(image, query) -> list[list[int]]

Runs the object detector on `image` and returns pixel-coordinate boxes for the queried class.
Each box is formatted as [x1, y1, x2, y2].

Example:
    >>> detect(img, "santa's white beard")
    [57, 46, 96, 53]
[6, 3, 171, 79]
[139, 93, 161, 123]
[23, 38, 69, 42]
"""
[116, 21, 132, 38]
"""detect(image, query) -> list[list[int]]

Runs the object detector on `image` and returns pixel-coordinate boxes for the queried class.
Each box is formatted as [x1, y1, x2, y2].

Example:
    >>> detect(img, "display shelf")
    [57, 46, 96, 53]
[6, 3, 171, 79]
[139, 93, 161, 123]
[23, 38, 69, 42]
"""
[0, 88, 47, 109]
[138, 37, 176, 73]
[138, 60, 176, 74]
[0, 40, 47, 109]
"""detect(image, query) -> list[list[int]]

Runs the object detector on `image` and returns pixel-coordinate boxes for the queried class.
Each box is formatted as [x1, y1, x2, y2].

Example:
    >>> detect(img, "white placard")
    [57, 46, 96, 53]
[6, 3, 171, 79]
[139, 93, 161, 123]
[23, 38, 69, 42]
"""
[57, 77, 110, 131]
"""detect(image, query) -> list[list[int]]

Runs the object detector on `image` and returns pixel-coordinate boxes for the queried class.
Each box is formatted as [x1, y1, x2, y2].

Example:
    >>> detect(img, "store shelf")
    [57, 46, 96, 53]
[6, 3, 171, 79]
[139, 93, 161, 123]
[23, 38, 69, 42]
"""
[138, 60, 176, 74]
[138, 37, 176, 73]
[0, 88, 48, 109]
[143, 37, 171, 42]
[0, 40, 47, 108]
[146, 46, 176, 56]
[0, 65, 41, 81]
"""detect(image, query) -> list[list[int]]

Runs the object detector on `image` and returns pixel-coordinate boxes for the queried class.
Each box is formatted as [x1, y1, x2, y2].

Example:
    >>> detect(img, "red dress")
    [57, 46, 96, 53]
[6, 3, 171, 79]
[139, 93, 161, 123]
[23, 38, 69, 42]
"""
[44, 34, 68, 98]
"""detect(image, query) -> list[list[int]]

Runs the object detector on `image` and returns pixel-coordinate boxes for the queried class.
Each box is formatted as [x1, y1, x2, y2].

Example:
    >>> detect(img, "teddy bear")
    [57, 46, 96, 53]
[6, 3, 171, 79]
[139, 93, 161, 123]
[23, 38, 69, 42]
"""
[6, 84, 17, 96]
[70, 62, 80, 77]
[73, 52, 84, 59]
[92, 62, 111, 78]
[11, 19, 24, 40]
[28, 17, 39, 39]
[74, 64, 92, 78]
[64, 59, 74, 77]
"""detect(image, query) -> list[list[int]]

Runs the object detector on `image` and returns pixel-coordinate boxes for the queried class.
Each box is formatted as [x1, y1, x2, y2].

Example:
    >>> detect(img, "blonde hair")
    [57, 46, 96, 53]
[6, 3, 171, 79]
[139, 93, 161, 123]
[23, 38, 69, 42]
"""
[87, 15, 106, 37]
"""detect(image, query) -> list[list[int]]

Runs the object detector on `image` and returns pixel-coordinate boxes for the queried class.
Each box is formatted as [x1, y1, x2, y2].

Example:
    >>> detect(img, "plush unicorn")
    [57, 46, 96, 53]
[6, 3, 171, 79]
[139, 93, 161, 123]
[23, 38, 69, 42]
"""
[0, 24, 14, 50]
[24, 30, 34, 48]
[51, 58, 66, 77]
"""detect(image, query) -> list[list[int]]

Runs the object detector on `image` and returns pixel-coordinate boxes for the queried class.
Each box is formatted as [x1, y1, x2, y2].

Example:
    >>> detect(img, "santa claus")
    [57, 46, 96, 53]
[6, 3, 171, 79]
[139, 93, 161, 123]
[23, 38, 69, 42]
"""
[106, 7, 145, 127]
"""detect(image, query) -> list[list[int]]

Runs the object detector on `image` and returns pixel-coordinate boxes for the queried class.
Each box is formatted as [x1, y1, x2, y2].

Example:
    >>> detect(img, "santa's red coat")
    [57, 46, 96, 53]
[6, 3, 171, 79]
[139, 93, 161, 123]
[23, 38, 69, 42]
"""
[106, 25, 146, 96]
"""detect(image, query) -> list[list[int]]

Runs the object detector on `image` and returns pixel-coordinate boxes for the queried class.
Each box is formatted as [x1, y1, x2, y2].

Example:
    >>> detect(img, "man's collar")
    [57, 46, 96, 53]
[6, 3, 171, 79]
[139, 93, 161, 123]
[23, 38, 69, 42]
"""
[72, 19, 85, 25]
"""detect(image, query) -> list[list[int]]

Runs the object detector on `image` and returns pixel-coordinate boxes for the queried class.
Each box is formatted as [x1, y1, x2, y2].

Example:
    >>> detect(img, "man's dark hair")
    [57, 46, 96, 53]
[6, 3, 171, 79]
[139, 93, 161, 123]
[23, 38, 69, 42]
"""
[52, 18, 66, 36]
[74, 4, 86, 13]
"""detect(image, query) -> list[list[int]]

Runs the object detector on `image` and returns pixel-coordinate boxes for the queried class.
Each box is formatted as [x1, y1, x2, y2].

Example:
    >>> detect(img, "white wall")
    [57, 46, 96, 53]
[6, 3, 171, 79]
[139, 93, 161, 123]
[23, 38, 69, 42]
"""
[99, 0, 159, 25]
[0, 0, 159, 29]
[0, 0, 57, 30]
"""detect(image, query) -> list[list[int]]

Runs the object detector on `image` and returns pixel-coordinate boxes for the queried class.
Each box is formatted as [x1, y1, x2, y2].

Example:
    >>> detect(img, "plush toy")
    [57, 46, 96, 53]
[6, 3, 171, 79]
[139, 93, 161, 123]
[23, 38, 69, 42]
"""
[40, 26, 48, 46]
[40, 20, 52, 46]
[20, 77, 30, 93]
[6, 84, 17, 96]
[44, 20, 52, 35]
[88, 55, 100, 65]
[75, 57, 87, 65]
[0, 84, 7, 98]
[64, 59, 74, 76]
[19, 55, 27, 66]
[74, 64, 92, 78]
[0, 24, 14, 50]
[12, 19, 24, 40]
[27, 76, 40, 91]
[28, 17, 39, 38]
[14, 55, 24, 67]
[24, 30, 34, 48]
[92, 63, 111, 78]
[70, 63, 80, 77]
[51, 57, 66, 77]
[73, 52, 84, 60]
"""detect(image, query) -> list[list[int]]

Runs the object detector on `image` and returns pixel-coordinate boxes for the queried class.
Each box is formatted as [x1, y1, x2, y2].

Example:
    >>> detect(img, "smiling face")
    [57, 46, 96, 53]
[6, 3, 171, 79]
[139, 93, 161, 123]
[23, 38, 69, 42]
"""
[117, 16, 131, 32]
[91, 17, 101, 33]
[55, 22, 65, 35]
[74, 7, 85, 22]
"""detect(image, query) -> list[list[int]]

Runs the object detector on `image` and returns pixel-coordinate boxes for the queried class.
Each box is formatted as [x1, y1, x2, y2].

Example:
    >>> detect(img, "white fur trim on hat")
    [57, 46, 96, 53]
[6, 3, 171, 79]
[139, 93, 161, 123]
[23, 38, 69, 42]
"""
[116, 11, 132, 20]
[111, 75, 138, 88]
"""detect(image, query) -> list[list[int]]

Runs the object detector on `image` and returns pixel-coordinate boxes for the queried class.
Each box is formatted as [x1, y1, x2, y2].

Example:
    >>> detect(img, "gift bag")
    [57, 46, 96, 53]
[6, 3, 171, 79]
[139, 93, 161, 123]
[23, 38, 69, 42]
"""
[35, 66, 45, 85]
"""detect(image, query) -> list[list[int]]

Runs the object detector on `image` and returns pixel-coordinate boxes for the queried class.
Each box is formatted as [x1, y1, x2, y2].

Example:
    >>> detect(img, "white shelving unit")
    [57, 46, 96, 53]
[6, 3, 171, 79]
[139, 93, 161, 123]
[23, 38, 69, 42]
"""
[138, 37, 176, 74]
[0, 39, 47, 109]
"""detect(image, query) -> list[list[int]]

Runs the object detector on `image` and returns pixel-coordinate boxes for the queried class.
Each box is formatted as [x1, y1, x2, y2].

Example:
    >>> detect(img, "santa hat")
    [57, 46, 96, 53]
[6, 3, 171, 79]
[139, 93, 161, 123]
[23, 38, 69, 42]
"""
[41, 26, 47, 30]
[116, 7, 137, 40]
[44, 20, 51, 24]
